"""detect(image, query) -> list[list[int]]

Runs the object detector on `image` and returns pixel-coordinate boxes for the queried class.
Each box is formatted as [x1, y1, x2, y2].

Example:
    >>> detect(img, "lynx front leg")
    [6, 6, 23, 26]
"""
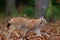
[35, 27, 42, 36]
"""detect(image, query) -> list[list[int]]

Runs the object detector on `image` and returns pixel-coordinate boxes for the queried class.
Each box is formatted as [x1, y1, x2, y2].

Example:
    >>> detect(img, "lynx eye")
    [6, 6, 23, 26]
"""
[43, 20, 46, 24]
[40, 20, 46, 26]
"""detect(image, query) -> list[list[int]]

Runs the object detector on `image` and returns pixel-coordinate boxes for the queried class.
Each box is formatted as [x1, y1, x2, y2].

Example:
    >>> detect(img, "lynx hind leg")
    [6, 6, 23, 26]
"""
[35, 27, 42, 36]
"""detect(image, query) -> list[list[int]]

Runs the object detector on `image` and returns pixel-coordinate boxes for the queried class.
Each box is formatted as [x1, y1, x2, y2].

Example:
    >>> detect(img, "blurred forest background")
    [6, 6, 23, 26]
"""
[0, 0, 60, 22]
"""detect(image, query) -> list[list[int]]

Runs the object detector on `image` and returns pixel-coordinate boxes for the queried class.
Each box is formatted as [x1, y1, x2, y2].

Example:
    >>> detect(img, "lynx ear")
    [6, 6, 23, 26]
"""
[40, 16, 47, 24]
[39, 16, 44, 20]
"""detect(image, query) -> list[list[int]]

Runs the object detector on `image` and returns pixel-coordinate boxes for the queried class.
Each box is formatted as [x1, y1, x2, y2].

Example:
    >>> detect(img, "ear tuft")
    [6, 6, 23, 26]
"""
[39, 16, 44, 20]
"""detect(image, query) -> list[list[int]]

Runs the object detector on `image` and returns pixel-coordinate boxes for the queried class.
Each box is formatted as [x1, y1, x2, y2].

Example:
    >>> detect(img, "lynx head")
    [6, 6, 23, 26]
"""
[39, 16, 47, 26]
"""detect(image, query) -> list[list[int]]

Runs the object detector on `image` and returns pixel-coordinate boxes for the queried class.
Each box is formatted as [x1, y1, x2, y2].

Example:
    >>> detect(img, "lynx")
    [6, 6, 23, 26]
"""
[7, 17, 47, 38]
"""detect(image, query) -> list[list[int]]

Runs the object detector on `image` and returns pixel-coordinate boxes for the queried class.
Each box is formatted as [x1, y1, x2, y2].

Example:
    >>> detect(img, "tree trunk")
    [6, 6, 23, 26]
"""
[6, 0, 16, 16]
[35, 0, 50, 18]
[34, 0, 50, 36]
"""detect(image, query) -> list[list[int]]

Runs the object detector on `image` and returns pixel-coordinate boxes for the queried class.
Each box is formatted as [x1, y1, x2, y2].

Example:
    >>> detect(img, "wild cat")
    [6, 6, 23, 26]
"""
[7, 16, 47, 38]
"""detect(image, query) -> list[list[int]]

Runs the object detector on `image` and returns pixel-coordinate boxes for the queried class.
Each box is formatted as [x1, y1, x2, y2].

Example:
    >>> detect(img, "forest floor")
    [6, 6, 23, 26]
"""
[0, 16, 60, 40]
